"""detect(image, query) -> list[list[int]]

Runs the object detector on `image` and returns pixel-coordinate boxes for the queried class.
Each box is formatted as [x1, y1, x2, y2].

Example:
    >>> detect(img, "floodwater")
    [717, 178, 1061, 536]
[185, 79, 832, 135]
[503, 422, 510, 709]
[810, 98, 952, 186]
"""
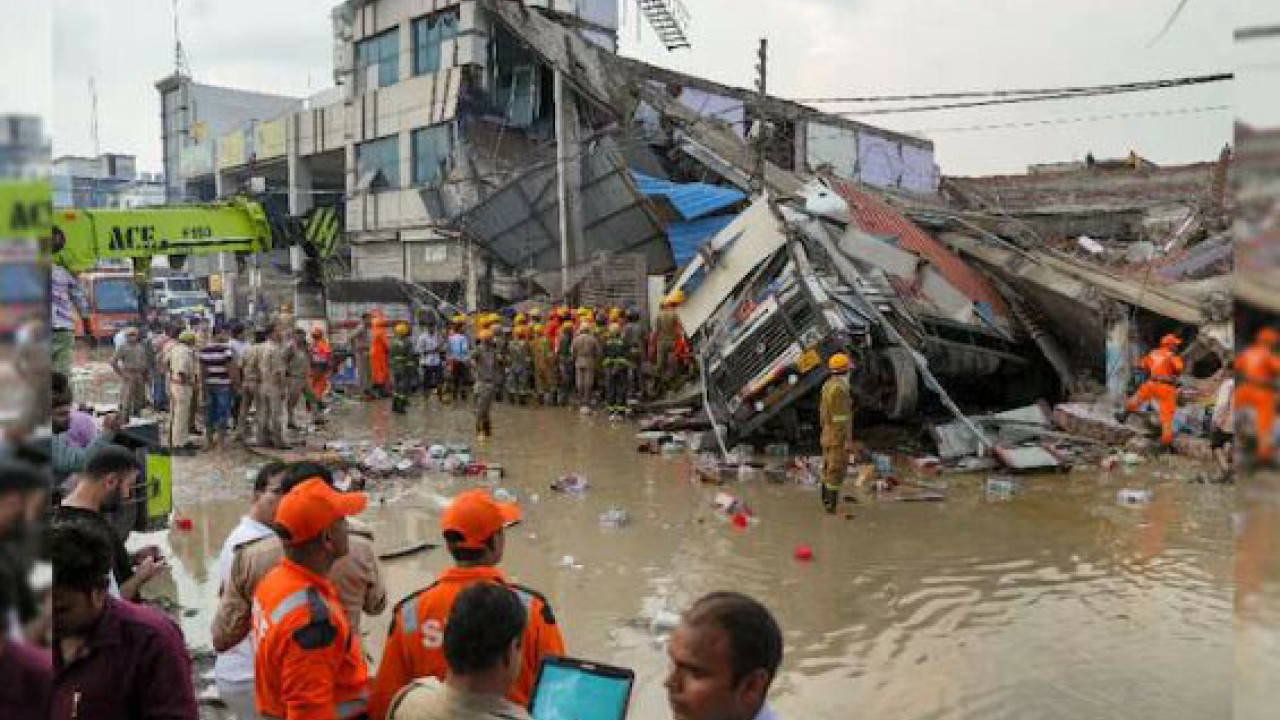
[118, 388, 1247, 720]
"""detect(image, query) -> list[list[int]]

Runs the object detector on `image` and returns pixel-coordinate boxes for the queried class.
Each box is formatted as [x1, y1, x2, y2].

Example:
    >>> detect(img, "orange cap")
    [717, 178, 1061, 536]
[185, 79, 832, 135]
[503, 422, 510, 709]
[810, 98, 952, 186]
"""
[1160, 334, 1182, 347]
[1258, 328, 1279, 345]
[440, 489, 521, 550]
[274, 478, 367, 546]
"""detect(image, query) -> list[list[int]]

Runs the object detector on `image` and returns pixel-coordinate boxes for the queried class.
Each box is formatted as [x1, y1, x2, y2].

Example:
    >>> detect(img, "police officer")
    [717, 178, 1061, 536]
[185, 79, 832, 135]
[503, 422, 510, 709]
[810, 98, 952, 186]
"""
[472, 330, 498, 439]
[369, 490, 565, 720]
[237, 328, 267, 445]
[111, 327, 149, 421]
[572, 325, 602, 408]
[819, 354, 854, 514]
[286, 328, 313, 431]
[391, 322, 416, 414]
[251, 478, 370, 720]
[257, 323, 290, 449]
[166, 330, 200, 451]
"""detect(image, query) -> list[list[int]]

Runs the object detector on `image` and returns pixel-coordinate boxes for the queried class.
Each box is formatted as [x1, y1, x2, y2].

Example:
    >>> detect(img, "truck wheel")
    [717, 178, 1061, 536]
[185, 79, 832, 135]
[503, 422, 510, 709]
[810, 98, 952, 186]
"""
[882, 347, 919, 420]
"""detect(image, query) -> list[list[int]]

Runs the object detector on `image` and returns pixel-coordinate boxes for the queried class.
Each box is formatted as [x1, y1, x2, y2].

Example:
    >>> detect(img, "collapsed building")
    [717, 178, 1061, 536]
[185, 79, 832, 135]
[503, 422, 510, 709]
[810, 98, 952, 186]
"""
[153, 0, 1235, 445]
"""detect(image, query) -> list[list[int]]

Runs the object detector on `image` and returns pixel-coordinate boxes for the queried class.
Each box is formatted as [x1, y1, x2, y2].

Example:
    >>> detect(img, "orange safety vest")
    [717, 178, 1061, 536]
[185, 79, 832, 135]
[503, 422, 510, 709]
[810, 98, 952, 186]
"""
[1236, 344, 1280, 388]
[253, 559, 369, 720]
[369, 565, 565, 720]
[1139, 347, 1184, 383]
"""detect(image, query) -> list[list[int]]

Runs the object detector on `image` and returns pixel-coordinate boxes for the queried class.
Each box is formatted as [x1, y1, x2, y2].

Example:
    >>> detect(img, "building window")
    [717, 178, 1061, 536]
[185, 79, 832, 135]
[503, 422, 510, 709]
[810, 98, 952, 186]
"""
[356, 29, 400, 90]
[411, 124, 452, 188]
[356, 136, 400, 189]
[412, 9, 459, 75]
[420, 243, 449, 264]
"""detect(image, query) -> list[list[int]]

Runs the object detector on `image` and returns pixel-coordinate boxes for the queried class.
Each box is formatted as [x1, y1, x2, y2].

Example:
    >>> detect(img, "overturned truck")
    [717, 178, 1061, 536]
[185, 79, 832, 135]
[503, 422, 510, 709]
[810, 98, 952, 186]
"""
[672, 179, 1047, 443]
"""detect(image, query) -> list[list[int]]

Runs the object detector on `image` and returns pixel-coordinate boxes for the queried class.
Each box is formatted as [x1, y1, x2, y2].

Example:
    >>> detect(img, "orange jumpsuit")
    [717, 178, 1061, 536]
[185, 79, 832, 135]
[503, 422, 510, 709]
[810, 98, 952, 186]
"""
[370, 322, 391, 390]
[309, 337, 332, 400]
[1126, 347, 1184, 445]
[1235, 343, 1280, 461]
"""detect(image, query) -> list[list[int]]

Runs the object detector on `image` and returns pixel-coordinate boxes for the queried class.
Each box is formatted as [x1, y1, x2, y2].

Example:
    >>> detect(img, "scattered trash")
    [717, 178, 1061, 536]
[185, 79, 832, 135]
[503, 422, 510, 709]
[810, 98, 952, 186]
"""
[1121, 452, 1143, 466]
[793, 544, 814, 561]
[871, 453, 893, 478]
[985, 476, 1021, 499]
[1117, 488, 1154, 506]
[910, 456, 942, 474]
[1100, 455, 1120, 471]
[599, 508, 629, 529]
[551, 474, 590, 494]
[485, 465, 505, 481]
[713, 492, 749, 516]
[894, 491, 946, 503]
[174, 516, 194, 531]
[560, 555, 582, 569]
[492, 487, 518, 503]
[731, 512, 751, 529]
[649, 610, 681, 634]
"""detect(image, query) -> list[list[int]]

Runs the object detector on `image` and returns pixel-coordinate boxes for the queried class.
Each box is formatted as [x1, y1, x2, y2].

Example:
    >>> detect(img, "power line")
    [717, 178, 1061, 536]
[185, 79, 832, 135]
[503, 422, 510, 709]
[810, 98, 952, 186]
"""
[788, 72, 1232, 105]
[910, 103, 1231, 135]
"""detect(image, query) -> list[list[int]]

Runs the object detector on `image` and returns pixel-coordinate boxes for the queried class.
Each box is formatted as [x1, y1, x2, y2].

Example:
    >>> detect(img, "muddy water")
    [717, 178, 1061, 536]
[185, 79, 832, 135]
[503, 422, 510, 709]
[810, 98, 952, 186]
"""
[1235, 474, 1280, 720]
[115, 389, 1240, 720]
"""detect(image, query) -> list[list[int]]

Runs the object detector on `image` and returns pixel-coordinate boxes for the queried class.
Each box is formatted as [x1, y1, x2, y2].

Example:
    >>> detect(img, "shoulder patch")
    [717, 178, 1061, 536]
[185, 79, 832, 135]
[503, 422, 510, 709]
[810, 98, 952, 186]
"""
[511, 583, 557, 626]
[388, 582, 439, 636]
[292, 589, 337, 650]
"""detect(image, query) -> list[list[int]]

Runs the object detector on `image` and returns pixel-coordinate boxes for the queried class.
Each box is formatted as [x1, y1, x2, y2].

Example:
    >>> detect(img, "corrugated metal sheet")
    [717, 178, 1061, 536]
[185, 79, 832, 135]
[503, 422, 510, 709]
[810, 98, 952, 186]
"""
[452, 137, 673, 277]
[831, 180, 1010, 319]
[631, 171, 746, 220]
[668, 215, 739, 266]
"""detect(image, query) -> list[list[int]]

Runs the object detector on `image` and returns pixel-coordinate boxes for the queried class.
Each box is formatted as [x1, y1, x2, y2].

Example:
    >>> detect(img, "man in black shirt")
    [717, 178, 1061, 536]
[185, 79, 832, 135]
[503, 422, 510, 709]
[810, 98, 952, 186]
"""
[52, 445, 166, 601]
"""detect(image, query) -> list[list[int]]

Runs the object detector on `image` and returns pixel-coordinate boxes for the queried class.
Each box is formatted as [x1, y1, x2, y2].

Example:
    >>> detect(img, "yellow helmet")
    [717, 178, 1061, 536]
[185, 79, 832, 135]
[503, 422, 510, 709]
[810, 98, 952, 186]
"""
[827, 353, 851, 373]
[395, 322, 411, 337]
[665, 290, 685, 307]
[478, 329, 494, 341]
[532, 324, 544, 334]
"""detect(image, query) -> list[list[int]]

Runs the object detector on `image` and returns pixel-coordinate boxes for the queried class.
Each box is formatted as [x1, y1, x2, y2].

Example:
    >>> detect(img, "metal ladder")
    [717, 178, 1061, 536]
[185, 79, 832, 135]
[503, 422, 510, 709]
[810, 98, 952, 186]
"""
[638, 0, 692, 50]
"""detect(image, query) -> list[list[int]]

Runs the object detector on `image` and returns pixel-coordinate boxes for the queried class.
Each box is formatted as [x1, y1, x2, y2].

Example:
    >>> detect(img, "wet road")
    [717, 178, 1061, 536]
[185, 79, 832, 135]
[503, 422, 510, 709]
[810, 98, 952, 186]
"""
[126, 391, 1242, 720]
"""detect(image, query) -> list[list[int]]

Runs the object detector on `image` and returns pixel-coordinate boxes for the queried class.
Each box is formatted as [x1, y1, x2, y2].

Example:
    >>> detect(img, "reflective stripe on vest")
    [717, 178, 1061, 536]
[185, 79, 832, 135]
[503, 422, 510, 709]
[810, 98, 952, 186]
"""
[271, 590, 311, 624]
[399, 601, 419, 634]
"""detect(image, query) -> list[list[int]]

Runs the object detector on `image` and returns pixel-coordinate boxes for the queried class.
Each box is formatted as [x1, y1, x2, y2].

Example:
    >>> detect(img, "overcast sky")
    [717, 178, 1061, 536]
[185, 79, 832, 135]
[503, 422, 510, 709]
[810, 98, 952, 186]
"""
[10, 0, 1277, 175]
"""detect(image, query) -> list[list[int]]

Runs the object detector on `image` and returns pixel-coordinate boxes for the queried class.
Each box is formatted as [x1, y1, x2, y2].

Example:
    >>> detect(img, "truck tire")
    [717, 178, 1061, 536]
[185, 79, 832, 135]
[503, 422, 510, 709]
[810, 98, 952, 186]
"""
[883, 347, 919, 420]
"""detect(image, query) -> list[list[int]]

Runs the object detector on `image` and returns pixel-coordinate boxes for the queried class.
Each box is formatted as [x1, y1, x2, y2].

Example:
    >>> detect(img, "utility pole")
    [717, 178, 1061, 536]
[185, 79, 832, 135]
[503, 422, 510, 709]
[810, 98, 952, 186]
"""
[751, 38, 768, 195]
[89, 78, 101, 159]
[554, 71, 582, 302]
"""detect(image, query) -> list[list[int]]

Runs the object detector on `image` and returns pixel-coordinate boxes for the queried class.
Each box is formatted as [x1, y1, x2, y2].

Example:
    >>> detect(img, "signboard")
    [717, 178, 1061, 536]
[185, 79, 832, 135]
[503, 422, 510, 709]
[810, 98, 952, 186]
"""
[254, 119, 287, 161]
[217, 130, 247, 170]
[179, 142, 215, 177]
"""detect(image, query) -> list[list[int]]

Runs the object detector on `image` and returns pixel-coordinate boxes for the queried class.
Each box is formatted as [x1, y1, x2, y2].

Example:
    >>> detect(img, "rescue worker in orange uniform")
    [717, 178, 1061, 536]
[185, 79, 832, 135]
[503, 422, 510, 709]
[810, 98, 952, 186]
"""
[1235, 328, 1280, 464]
[370, 316, 391, 397]
[252, 478, 370, 720]
[1123, 334, 1185, 447]
[369, 490, 565, 720]
[308, 326, 332, 409]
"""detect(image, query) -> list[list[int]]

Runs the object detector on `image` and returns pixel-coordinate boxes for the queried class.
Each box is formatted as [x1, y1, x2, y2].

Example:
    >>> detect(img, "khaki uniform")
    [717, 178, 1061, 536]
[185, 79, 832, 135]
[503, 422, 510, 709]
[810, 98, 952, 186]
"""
[351, 326, 373, 394]
[210, 526, 386, 652]
[113, 342, 149, 419]
[819, 375, 854, 491]
[387, 680, 534, 720]
[571, 332, 602, 405]
[237, 342, 266, 442]
[285, 340, 311, 427]
[165, 342, 199, 448]
[473, 343, 499, 435]
[256, 338, 289, 447]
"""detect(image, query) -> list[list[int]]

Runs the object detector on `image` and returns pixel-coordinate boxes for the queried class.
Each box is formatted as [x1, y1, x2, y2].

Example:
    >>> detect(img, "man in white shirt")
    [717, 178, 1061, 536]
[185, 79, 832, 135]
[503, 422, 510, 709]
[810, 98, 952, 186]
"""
[665, 593, 784, 720]
[212, 461, 288, 719]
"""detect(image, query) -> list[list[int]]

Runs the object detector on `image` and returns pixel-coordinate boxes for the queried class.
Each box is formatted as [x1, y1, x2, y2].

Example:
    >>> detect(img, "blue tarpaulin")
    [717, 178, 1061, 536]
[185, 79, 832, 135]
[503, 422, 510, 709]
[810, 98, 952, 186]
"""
[631, 171, 746, 220]
[667, 215, 738, 267]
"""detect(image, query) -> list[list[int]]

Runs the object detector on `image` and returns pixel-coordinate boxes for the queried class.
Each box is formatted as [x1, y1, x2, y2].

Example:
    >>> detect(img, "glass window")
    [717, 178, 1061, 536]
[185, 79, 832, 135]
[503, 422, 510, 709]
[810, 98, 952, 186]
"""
[411, 125, 452, 188]
[357, 136, 401, 189]
[412, 9, 460, 76]
[93, 278, 141, 313]
[420, 244, 449, 264]
[356, 29, 400, 90]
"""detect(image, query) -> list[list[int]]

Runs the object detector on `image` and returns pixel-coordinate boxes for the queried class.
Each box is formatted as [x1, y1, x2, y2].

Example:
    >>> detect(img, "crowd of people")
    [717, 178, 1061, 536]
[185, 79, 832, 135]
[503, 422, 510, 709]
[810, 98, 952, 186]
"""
[107, 294, 695, 451]
[29, 450, 786, 720]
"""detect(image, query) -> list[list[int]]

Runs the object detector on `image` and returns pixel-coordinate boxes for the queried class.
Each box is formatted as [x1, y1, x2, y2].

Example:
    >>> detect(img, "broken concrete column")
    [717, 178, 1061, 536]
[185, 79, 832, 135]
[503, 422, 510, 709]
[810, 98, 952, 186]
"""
[1104, 305, 1132, 408]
